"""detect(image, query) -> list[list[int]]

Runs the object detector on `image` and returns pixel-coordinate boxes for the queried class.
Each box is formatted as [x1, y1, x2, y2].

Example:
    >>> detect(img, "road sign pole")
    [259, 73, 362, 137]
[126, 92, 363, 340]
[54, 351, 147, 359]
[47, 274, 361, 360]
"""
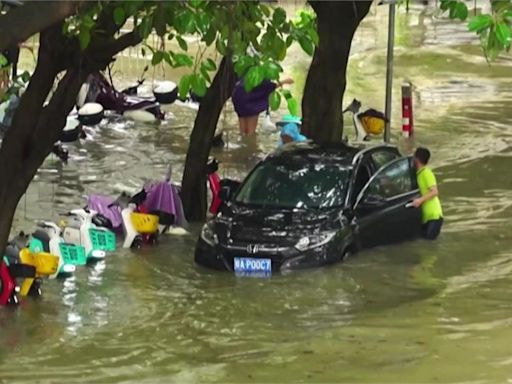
[384, 0, 396, 143]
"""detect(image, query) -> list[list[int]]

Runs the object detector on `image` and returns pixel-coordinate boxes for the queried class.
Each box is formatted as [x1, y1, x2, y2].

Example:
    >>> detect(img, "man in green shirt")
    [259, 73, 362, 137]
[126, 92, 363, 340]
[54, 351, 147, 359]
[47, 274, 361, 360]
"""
[412, 147, 443, 240]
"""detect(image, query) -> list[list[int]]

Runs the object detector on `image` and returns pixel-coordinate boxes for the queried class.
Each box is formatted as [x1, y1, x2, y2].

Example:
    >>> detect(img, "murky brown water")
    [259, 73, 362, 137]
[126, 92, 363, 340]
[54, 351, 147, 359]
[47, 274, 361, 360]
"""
[2, 3, 512, 383]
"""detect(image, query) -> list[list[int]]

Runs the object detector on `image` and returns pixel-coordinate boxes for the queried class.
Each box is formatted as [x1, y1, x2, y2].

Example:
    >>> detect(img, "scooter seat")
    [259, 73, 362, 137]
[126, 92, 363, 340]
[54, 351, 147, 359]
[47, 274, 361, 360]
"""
[8, 263, 36, 278]
[150, 210, 175, 226]
[5, 245, 20, 264]
[31, 230, 51, 252]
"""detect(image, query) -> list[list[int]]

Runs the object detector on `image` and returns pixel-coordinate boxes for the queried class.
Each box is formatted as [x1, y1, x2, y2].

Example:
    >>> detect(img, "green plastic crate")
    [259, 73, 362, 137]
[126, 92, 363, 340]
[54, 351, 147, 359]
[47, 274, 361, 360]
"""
[59, 243, 87, 266]
[89, 228, 116, 252]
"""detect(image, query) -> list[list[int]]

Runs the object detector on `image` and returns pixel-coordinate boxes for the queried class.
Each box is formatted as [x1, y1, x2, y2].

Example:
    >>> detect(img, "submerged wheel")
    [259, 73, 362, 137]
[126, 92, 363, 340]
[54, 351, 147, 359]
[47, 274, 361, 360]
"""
[27, 279, 42, 297]
[7, 293, 18, 306]
[341, 248, 351, 262]
[131, 235, 144, 249]
[149, 233, 158, 245]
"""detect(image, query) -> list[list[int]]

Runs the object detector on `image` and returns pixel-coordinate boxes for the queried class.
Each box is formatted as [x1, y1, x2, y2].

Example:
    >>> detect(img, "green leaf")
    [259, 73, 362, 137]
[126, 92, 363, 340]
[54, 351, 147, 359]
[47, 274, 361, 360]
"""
[439, 0, 453, 11]
[20, 71, 30, 83]
[200, 66, 211, 83]
[113, 7, 126, 26]
[203, 26, 216, 45]
[261, 5, 270, 18]
[285, 35, 294, 47]
[178, 74, 192, 100]
[151, 51, 165, 66]
[468, 14, 493, 32]
[191, 74, 207, 96]
[286, 97, 300, 116]
[272, 7, 287, 26]
[141, 47, 146, 57]
[172, 53, 194, 67]
[268, 91, 281, 111]
[78, 28, 91, 50]
[281, 89, 292, 100]
[81, 15, 95, 29]
[298, 35, 314, 56]
[454, 2, 468, 21]
[196, 13, 209, 33]
[139, 16, 152, 39]
[0, 54, 7, 67]
[244, 66, 264, 92]
[205, 58, 217, 71]
[176, 35, 188, 51]
[308, 28, 319, 46]
[234, 55, 255, 76]
[215, 38, 227, 55]
[495, 22, 511, 46]
[273, 38, 287, 61]
[263, 61, 282, 80]
[163, 51, 173, 66]
[154, 7, 167, 37]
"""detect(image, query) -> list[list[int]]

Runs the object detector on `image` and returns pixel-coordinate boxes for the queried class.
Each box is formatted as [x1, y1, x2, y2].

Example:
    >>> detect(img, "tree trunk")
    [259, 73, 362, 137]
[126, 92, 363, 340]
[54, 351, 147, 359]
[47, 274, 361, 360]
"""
[0, 1, 82, 52]
[302, 1, 372, 143]
[0, 20, 142, 255]
[181, 56, 236, 221]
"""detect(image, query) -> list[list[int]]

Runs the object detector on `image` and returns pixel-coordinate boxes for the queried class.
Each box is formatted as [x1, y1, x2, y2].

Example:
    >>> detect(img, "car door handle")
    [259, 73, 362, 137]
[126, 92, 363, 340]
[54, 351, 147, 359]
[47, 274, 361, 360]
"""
[405, 202, 414, 208]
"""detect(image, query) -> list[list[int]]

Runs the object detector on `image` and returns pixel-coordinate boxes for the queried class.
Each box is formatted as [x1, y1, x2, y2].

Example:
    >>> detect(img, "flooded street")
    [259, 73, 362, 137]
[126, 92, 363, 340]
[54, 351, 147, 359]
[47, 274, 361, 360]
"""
[2, 4, 512, 383]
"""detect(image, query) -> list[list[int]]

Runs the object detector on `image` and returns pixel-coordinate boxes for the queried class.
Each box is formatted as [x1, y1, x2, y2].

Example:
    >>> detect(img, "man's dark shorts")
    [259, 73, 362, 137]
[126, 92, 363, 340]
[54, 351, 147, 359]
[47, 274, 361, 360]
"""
[422, 218, 443, 240]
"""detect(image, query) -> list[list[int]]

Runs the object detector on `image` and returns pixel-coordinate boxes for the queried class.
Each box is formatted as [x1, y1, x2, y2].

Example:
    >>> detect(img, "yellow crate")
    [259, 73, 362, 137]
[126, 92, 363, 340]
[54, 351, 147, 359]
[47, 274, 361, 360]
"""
[18, 249, 59, 296]
[130, 212, 159, 234]
[361, 116, 385, 135]
[19, 249, 59, 276]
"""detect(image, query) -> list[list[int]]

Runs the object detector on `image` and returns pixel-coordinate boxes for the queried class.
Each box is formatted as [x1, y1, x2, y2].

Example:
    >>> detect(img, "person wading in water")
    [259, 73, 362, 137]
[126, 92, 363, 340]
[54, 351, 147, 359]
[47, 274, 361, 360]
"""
[412, 147, 444, 240]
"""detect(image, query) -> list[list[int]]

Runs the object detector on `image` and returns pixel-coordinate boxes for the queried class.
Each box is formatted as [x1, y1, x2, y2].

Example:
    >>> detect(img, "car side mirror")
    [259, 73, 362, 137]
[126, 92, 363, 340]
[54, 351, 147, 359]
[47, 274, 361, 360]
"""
[359, 193, 386, 208]
[219, 186, 233, 202]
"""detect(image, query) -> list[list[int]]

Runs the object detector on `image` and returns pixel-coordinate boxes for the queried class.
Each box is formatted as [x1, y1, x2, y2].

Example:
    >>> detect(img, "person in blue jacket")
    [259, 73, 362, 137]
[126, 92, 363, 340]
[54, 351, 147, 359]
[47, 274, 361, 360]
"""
[280, 122, 307, 146]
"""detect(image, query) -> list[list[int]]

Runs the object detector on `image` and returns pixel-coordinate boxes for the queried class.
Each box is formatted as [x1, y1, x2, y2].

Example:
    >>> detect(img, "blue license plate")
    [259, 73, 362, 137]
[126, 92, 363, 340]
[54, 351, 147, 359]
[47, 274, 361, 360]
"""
[234, 257, 271, 277]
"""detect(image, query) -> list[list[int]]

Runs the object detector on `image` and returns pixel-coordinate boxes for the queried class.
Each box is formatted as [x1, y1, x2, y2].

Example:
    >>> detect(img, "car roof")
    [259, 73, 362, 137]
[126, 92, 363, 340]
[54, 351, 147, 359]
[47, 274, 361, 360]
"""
[269, 141, 398, 166]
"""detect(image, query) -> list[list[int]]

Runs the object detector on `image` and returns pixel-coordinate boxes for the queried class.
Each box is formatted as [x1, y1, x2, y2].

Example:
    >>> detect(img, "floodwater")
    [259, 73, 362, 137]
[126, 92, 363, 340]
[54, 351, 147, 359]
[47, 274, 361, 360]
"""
[2, 3, 512, 383]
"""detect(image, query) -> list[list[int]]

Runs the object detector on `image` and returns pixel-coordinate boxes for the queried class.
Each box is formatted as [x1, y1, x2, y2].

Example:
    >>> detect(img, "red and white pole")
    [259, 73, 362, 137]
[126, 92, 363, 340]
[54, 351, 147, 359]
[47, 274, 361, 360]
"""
[401, 82, 413, 138]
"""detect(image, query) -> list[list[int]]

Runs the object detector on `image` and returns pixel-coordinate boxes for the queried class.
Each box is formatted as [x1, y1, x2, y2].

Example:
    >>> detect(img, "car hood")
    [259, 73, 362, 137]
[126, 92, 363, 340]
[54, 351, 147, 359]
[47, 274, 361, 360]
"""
[216, 204, 340, 246]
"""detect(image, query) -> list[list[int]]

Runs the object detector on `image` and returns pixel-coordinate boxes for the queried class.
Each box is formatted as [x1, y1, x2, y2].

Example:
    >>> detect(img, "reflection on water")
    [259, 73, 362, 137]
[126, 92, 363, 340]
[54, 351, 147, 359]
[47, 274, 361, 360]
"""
[2, 4, 512, 383]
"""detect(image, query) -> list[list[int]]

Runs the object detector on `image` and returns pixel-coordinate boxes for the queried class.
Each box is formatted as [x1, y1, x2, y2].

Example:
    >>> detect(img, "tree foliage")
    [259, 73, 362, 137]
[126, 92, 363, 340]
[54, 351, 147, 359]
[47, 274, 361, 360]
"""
[61, 1, 317, 114]
[440, 0, 512, 61]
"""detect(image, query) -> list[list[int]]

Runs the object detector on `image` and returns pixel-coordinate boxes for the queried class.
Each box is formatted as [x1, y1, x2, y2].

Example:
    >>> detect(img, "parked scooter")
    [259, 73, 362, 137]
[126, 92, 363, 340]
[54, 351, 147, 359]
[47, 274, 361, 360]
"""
[97, 190, 160, 248]
[0, 255, 36, 306]
[342, 99, 387, 141]
[76, 70, 176, 124]
[207, 157, 241, 216]
[61, 209, 116, 260]
[28, 222, 86, 277]
[4, 240, 59, 297]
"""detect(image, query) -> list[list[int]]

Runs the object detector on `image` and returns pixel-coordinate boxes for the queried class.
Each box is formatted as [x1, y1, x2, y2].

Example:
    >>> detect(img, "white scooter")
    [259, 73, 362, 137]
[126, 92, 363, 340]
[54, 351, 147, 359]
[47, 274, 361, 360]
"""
[342, 99, 387, 142]
[62, 209, 116, 260]
[28, 222, 81, 278]
[120, 203, 159, 249]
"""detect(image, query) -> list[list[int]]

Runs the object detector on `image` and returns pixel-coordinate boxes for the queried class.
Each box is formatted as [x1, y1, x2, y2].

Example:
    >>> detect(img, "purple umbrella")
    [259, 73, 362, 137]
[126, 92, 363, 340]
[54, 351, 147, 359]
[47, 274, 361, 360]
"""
[87, 195, 123, 230]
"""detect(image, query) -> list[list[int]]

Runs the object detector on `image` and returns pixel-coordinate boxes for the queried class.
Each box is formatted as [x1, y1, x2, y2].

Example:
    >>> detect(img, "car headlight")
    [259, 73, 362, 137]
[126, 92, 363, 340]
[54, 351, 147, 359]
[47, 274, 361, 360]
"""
[200, 221, 218, 246]
[294, 231, 336, 251]
[62, 264, 76, 273]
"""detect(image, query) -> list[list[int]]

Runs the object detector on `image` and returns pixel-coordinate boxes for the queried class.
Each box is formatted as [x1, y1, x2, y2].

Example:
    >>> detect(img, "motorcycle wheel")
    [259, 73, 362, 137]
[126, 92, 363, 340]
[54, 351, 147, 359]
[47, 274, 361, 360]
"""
[131, 235, 144, 249]
[27, 279, 42, 297]
[0, 262, 16, 306]
[149, 234, 158, 245]
[7, 293, 18, 306]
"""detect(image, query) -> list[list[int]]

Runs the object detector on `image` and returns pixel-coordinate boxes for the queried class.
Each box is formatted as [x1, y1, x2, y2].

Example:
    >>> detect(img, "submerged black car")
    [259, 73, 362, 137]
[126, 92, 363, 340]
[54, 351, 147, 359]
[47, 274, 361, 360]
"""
[195, 142, 422, 274]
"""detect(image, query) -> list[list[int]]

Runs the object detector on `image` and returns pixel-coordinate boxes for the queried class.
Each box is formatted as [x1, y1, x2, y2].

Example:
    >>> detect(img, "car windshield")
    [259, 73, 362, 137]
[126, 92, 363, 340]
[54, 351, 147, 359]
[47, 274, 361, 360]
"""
[235, 160, 350, 209]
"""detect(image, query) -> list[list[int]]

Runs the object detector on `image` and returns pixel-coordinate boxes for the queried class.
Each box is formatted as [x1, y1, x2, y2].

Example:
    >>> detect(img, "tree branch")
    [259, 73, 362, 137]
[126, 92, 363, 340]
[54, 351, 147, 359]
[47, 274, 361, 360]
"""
[0, 1, 81, 52]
